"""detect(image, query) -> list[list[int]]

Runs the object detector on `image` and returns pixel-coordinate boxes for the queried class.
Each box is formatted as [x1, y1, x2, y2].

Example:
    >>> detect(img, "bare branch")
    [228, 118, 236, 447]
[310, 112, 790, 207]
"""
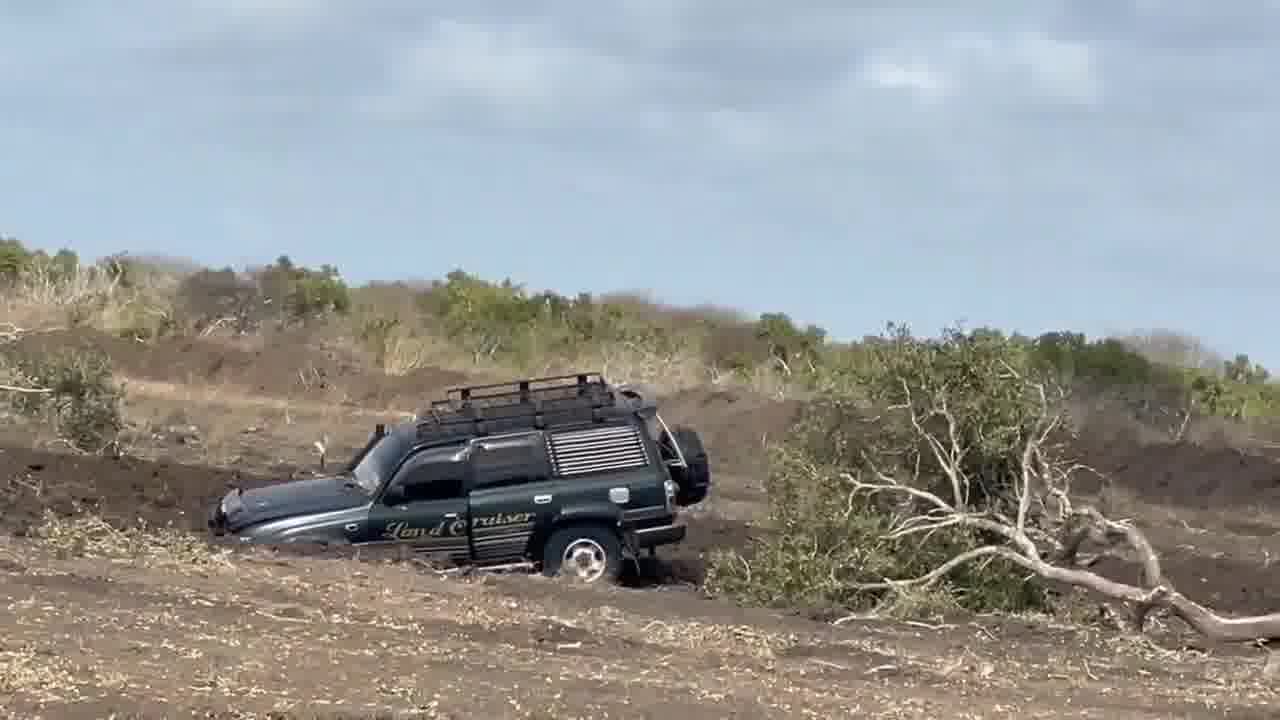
[0, 383, 53, 394]
[897, 378, 970, 511]
[842, 368, 1280, 646]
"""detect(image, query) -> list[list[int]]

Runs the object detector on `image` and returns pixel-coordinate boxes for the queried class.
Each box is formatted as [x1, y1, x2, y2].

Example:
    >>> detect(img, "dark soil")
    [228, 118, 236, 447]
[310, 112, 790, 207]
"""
[0, 444, 268, 537]
[1075, 426, 1280, 508]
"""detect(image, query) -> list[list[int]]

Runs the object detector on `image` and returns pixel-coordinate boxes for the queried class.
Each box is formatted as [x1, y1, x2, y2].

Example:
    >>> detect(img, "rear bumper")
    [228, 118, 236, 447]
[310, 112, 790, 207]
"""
[632, 522, 686, 548]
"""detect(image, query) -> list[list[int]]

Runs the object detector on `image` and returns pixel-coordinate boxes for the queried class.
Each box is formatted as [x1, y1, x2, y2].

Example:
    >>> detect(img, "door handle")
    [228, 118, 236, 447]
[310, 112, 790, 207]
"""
[443, 512, 459, 519]
[343, 523, 359, 533]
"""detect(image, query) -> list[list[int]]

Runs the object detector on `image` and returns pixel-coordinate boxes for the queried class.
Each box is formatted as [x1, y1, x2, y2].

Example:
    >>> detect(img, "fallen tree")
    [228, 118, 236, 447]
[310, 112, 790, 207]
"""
[844, 361, 1280, 646]
[707, 323, 1278, 676]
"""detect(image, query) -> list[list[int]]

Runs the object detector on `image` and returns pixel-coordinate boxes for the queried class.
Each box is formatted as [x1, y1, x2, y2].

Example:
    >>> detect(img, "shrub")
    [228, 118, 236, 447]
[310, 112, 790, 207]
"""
[706, 324, 1054, 616]
[2, 345, 124, 452]
[0, 236, 82, 289]
[174, 267, 265, 335]
[252, 255, 352, 323]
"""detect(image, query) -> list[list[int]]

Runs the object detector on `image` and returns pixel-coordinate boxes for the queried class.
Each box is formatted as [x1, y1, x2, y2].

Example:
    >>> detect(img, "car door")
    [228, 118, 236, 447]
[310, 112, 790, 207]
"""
[361, 442, 471, 563]
[466, 431, 553, 564]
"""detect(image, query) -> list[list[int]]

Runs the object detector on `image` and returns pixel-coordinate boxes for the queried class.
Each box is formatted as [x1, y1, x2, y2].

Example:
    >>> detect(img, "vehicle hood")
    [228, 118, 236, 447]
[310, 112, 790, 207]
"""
[221, 475, 368, 531]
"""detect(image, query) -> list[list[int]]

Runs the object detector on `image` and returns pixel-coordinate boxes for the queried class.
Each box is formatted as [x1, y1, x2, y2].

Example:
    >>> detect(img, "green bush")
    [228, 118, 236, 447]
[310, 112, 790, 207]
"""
[2, 346, 124, 452]
[0, 236, 82, 288]
[253, 255, 352, 323]
[706, 324, 1054, 616]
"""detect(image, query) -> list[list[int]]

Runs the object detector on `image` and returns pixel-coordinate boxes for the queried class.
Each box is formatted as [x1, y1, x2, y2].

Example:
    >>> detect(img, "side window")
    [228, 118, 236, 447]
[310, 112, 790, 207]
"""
[471, 433, 551, 489]
[387, 445, 466, 503]
[546, 423, 649, 477]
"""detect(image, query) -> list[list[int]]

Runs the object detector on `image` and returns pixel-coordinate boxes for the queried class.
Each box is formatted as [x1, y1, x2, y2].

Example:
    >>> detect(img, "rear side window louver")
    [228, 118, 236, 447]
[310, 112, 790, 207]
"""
[547, 425, 649, 477]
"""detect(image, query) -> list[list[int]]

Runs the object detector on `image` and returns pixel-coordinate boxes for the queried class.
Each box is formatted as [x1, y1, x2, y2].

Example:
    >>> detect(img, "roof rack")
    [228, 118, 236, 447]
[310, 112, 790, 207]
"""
[414, 372, 626, 440]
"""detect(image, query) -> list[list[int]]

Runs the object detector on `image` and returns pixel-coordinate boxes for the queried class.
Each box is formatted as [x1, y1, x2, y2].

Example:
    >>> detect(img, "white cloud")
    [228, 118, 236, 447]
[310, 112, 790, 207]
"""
[1004, 31, 1100, 105]
[857, 58, 950, 101]
[359, 19, 642, 124]
[856, 29, 1100, 108]
[186, 0, 334, 22]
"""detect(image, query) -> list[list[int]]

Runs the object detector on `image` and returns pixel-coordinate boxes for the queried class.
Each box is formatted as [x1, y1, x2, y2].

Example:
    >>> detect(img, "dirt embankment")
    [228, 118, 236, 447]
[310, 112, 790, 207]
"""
[0, 327, 805, 583]
[4, 326, 1280, 612]
[6, 326, 473, 410]
[0, 445, 264, 538]
[1074, 423, 1280, 510]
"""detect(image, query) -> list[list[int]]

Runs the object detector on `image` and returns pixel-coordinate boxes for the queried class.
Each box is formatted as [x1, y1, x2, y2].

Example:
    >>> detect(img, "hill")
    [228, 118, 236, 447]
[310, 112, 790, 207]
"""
[1, 238, 1278, 718]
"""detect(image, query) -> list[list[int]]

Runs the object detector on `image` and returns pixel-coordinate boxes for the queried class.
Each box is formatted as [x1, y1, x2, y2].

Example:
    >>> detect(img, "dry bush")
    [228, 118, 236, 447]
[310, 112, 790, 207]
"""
[0, 238, 820, 397]
[1, 343, 124, 452]
[1117, 328, 1226, 374]
[1, 252, 179, 340]
[172, 266, 266, 335]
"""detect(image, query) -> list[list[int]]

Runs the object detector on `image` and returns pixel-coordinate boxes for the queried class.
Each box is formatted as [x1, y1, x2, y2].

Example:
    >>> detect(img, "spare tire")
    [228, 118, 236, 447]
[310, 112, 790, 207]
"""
[661, 426, 711, 506]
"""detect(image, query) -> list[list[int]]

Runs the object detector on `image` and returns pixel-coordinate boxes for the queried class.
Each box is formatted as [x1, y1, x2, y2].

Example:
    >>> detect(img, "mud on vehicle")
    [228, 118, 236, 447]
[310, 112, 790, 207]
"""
[208, 372, 711, 584]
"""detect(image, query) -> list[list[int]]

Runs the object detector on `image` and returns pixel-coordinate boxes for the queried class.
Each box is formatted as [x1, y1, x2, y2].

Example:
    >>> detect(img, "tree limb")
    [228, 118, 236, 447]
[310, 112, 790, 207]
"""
[0, 384, 52, 394]
[845, 373, 1280, 646]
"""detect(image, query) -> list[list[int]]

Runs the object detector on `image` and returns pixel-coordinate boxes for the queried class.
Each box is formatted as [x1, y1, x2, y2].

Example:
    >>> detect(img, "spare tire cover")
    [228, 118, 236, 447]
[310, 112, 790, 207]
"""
[665, 426, 710, 506]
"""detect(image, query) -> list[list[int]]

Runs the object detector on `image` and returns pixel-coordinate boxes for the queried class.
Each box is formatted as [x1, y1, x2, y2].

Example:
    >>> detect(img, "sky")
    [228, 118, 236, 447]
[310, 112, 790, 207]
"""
[2, 1, 1279, 365]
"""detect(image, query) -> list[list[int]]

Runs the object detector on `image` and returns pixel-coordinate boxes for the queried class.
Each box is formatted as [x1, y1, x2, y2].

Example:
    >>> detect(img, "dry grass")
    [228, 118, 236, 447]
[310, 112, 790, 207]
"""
[1, 520, 1274, 719]
[2, 261, 178, 338]
[3, 255, 811, 401]
[120, 376, 416, 420]
[31, 511, 235, 569]
[111, 376, 412, 470]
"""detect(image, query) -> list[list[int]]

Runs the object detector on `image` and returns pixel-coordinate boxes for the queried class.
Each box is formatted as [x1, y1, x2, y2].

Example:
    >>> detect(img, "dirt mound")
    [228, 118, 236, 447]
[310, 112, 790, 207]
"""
[1073, 426, 1280, 509]
[0, 444, 271, 537]
[658, 386, 803, 476]
[7, 326, 474, 409]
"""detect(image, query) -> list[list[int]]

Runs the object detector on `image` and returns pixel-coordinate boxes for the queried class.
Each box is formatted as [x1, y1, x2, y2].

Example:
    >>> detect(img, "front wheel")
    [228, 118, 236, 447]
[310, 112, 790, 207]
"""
[541, 525, 624, 584]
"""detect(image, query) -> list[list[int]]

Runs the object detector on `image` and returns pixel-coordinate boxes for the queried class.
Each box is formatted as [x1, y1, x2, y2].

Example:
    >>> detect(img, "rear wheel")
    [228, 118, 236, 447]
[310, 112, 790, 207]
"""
[541, 525, 624, 584]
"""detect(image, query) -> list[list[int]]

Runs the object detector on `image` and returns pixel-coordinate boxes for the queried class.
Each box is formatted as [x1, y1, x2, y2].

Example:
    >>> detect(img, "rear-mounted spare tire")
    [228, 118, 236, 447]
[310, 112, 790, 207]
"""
[661, 426, 710, 506]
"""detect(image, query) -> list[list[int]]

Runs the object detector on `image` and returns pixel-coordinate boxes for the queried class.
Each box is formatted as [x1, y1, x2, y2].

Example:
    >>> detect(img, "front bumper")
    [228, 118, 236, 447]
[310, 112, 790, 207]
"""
[208, 488, 244, 536]
[633, 522, 686, 548]
[208, 501, 226, 535]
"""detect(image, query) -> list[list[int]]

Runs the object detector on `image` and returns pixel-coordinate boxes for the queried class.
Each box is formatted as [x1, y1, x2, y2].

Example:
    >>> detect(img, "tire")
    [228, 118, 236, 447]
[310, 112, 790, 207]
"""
[540, 524, 624, 584]
[661, 426, 711, 506]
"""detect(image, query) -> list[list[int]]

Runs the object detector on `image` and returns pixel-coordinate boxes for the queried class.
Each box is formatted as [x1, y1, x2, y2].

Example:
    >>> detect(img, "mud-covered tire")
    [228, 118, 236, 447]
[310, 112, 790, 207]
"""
[541, 524, 624, 584]
[662, 426, 711, 506]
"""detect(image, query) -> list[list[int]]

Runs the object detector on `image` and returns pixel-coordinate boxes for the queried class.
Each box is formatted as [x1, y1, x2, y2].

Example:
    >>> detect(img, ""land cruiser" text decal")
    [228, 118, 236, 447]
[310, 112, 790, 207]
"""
[381, 511, 535, 541]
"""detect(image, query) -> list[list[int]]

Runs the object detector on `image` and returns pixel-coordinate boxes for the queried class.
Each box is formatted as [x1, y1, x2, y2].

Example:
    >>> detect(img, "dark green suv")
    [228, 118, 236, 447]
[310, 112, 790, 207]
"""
[208, 372, 710, 583]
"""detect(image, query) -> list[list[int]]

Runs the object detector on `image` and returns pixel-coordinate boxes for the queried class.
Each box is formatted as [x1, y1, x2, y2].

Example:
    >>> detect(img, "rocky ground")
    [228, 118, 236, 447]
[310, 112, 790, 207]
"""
[1, 328, 1278, 718]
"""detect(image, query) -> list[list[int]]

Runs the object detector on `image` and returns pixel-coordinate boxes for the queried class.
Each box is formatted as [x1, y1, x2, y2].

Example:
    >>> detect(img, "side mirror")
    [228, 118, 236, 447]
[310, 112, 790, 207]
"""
[382, 485, 406, 506]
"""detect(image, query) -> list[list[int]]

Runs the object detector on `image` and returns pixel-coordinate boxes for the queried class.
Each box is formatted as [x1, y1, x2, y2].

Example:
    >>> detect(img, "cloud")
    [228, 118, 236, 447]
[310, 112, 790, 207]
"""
[2, 3, 1112, 154]
[336, 5, 1110, 161]
[3, 1, 1280, 361]
[848, 28, 1099, 109]
[358, 19, 640, 124]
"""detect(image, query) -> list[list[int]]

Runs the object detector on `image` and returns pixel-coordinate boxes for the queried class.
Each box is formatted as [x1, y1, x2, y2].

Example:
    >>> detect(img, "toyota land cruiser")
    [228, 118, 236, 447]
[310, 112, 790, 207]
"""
[207, 372, 710, 584]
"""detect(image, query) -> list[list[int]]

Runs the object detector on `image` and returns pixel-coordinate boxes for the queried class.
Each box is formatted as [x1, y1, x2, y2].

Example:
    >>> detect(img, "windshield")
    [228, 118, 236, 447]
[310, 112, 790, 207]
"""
[344, 430, 413, 495]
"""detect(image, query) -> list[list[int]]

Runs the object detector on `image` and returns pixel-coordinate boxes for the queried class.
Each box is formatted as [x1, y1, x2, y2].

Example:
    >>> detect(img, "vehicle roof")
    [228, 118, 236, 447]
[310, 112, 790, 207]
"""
[379, 372, 658, 448]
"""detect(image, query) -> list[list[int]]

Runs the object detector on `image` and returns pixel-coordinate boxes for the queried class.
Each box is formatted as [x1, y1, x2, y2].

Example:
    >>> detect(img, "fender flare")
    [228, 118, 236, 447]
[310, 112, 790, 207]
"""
[528, 503, 626, 555]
